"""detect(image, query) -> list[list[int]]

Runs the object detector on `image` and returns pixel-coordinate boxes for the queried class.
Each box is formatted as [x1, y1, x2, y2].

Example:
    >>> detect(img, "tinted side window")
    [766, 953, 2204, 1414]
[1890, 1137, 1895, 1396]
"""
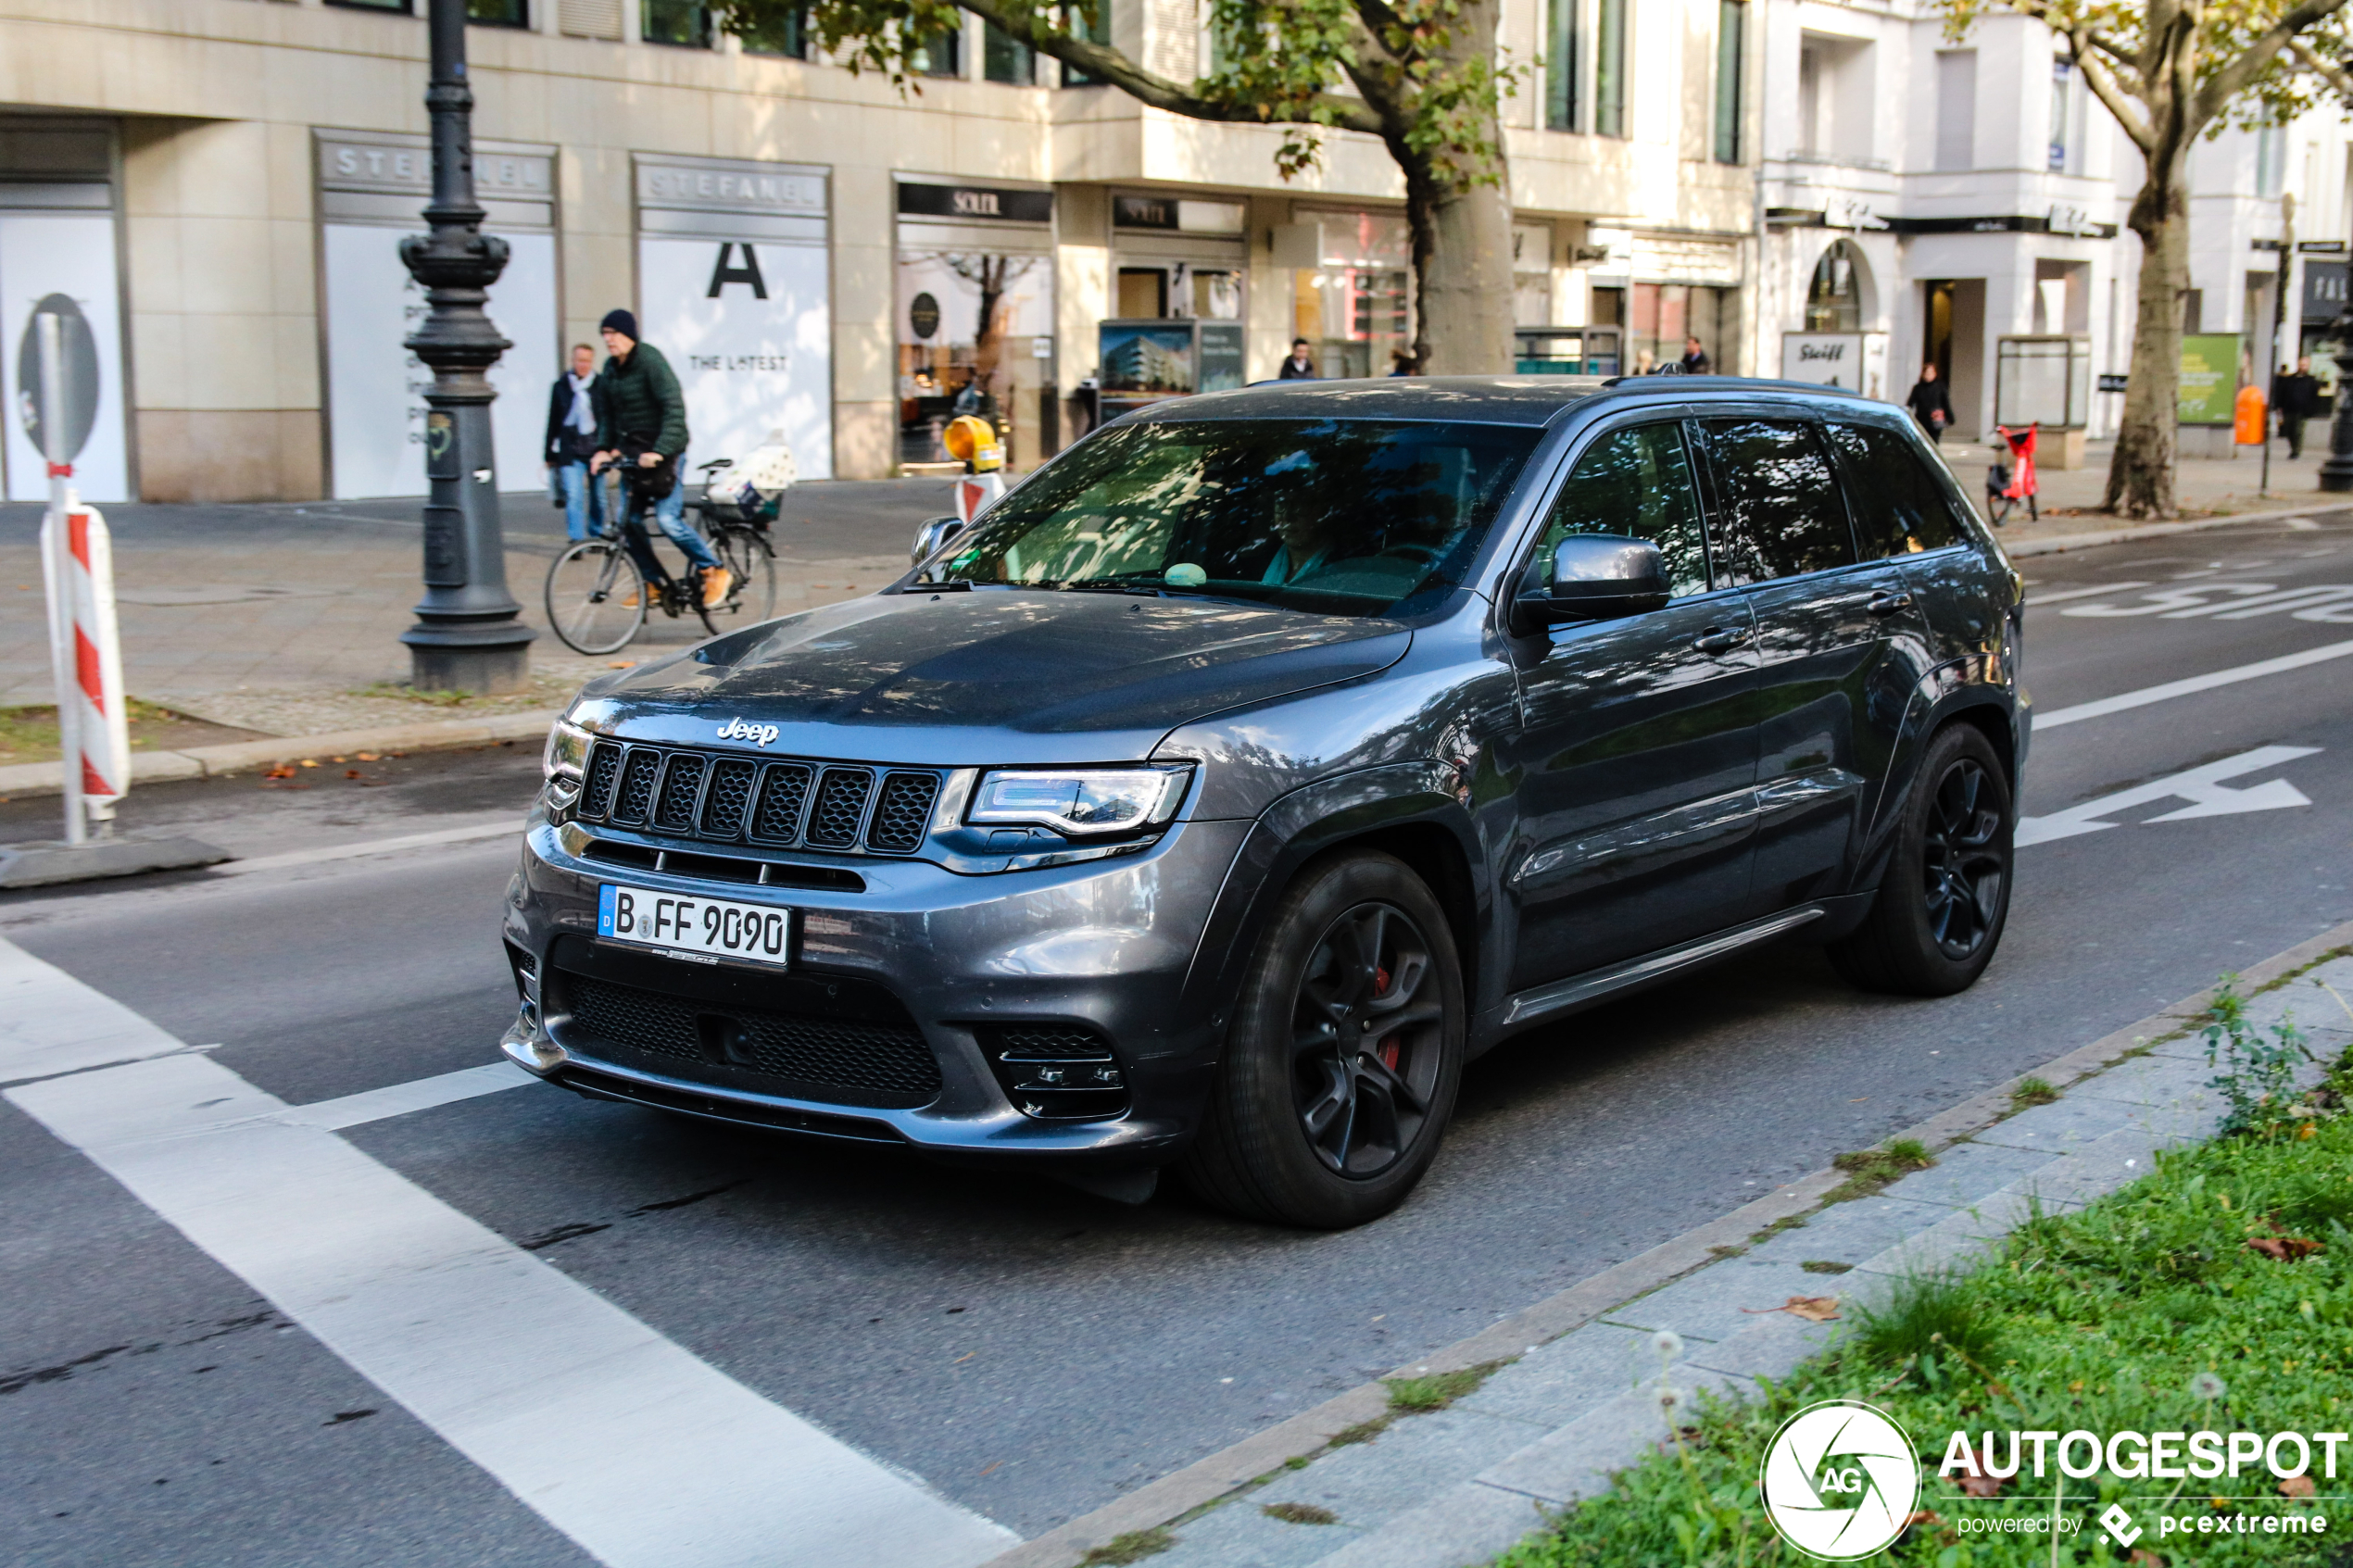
[1699, 419, 1856, 583]
[1534, 422, 1712, 597]
[1822, 422, 1965, 557]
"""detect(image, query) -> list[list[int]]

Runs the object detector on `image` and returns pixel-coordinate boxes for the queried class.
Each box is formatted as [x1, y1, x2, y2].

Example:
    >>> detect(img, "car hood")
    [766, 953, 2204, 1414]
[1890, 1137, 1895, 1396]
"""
[572, 590, 1412, 765]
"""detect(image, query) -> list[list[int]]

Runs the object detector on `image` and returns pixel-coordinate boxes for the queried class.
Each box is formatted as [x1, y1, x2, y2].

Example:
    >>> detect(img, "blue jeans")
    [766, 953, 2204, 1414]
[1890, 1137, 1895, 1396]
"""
[555, 459, 604, 542]
[651, 474, 721, 572]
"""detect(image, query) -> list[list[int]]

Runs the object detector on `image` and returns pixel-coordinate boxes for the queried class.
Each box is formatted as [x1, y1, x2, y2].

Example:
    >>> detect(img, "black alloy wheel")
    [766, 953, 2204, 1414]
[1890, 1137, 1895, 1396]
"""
[1291, 903, 1446, 1177]
[1830, 721, 2014, 997]
[1920, 756, 2005, 960]
[1181, 850, 1466, 1228]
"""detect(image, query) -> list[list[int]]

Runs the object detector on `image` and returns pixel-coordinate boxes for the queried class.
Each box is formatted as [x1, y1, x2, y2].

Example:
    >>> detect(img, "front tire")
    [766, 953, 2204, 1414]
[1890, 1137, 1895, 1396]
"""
[1830, 722, 2014, 996]
[1181, 852, 1466, 1228]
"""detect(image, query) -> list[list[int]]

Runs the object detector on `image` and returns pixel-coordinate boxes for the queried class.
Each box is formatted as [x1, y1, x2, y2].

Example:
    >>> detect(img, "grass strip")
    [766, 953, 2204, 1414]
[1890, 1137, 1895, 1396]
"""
[1496, 981, 2353, 1566]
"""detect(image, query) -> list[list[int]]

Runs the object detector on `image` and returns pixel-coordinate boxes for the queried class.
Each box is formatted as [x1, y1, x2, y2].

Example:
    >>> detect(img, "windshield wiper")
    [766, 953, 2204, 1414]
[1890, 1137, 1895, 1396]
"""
[1063, 581, 1169, 598]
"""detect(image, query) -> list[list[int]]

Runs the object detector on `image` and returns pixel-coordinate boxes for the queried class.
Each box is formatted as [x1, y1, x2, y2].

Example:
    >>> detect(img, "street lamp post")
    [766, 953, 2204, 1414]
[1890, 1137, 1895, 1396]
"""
[397, 0, 535, 692]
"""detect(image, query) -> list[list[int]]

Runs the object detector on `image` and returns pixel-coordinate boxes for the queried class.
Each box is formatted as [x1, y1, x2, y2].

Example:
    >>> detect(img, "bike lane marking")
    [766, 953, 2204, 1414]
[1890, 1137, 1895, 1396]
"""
[2032, 636, 2353, 730]
[2015, 746, 2322, 847]
[0, 939, 1015, 1568]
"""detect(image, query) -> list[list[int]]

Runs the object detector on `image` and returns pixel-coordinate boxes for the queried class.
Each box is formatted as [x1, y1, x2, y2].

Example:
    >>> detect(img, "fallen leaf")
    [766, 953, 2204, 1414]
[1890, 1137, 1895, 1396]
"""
[1742, 1296, 1841, 1323]
[298, 759, 319, 768]
[262, 764, 296, 780]
[1903, 1509, 1943, 1528]
[2247, 1236, 2324, 1261]
[2128, 1550, 2166, 1567]
[2284, 1475, 2318, 1499]
[345, 770, 361, 780]
[355, 751, 379, 761]
[607, 662, 635, 670]
[1957, 1467, 2005, 1499]
[330, 756, 346, 763]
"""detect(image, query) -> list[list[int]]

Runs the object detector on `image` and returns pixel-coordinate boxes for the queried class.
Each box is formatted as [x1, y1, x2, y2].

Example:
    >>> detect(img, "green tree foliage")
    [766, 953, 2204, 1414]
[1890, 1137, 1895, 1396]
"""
[715, 0, 1523, 372]
[1937, 1, 2353, 518]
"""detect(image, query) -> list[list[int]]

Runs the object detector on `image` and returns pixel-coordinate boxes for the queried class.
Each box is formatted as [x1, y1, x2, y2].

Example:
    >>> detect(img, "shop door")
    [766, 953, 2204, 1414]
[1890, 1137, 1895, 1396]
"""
[1, 211, 128, 501]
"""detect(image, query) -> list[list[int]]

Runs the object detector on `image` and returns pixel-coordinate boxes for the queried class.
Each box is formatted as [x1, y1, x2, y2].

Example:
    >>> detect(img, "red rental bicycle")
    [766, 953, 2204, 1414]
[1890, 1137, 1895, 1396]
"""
[1985, 422, 2039, 525]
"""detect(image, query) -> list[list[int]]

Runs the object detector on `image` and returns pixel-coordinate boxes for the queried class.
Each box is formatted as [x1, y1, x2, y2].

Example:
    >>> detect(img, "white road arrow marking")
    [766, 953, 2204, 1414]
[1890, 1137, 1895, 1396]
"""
[2017, 746, 2322, 847]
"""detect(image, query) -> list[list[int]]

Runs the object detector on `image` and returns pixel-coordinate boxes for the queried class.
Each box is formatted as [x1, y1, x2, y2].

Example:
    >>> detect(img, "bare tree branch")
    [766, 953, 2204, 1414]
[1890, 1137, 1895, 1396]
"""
[2290, 32, 2353, 99]
[2068, 28, 2155, 151]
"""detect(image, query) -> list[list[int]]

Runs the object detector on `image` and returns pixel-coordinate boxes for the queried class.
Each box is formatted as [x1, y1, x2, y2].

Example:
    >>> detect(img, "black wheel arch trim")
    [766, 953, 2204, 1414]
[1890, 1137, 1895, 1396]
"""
[1849, 667, 2022, 900]
[1176, 763, 1495, 1062]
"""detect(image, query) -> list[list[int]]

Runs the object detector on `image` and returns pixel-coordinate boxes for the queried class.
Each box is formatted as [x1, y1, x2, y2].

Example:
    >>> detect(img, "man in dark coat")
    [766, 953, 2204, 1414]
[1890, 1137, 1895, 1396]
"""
[1906, 363, 1954, 444]
[1679, 334, 1710, 374]
[1277, 338, 1318, 379]
[544, 342, 606, 543]
[2273, 356, 2322, 458]
[591, 308, 728, 606]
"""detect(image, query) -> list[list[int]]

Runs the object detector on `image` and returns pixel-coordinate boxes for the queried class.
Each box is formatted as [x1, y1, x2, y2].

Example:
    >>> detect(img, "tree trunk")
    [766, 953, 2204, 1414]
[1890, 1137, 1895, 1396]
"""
[1402, 167, 1515, 375]
[2105, 167, 2192, 518]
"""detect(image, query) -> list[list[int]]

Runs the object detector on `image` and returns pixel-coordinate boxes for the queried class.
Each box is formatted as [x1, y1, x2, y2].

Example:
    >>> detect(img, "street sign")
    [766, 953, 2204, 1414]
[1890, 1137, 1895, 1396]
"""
[2098, 372, 2128, 394]
[14, 294, 99, 462]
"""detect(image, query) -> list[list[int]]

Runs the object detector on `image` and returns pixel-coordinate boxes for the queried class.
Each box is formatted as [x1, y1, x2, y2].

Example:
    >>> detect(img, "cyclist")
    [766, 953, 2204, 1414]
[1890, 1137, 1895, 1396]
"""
[590, 308, 731, 608]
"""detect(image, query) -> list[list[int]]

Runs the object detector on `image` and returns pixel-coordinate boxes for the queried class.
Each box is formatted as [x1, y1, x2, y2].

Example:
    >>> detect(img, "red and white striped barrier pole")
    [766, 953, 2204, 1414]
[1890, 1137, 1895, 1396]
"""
[35, 312, 129, 845]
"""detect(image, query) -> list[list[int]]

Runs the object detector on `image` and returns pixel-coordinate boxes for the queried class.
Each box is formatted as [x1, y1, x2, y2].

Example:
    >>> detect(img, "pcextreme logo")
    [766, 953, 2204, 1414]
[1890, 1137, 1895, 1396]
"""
[1759, 1399, 1921, 1561]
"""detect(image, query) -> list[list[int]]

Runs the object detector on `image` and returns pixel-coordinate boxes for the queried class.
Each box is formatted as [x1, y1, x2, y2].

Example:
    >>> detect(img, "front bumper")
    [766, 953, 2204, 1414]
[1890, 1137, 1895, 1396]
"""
[501, 809, 1251, 1166]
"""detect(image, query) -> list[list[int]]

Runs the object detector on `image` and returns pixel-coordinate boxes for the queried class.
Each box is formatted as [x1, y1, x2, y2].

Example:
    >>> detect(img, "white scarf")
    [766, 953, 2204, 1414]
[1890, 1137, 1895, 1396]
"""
[565, 371, 596, 435]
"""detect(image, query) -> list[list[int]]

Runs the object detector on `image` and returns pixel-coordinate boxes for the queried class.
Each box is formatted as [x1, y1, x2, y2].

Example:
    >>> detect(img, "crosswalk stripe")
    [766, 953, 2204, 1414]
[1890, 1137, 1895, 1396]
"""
[0, 939, 1015, 1568]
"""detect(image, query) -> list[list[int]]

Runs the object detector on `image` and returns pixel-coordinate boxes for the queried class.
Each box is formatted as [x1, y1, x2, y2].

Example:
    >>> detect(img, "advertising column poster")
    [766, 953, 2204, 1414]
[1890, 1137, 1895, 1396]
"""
[635, 155, 832, 481]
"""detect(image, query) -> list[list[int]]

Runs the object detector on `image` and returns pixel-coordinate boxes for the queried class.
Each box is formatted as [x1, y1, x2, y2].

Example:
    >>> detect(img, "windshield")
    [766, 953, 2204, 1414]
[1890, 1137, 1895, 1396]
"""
[922, 418, 1542, 618]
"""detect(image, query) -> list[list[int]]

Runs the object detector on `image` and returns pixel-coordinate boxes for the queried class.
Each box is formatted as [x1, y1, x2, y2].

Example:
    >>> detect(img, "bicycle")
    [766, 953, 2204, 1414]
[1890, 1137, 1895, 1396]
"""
[1984, 422, 2039, 526]
[543, 458, 777, 656]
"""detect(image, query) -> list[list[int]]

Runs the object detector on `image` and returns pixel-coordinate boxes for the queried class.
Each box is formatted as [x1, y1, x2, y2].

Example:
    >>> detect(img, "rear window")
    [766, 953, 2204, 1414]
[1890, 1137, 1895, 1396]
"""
[1822, 421, 1967, 557]
[926, 418, 1541, 618]
[1697, 419, 1857, 583]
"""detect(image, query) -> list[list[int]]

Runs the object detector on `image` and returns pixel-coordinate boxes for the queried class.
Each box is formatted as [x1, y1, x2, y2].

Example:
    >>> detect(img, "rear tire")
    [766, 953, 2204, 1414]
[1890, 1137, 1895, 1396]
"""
[1830, 722, 2014, 996]
[1180, 851, 1466, 1228]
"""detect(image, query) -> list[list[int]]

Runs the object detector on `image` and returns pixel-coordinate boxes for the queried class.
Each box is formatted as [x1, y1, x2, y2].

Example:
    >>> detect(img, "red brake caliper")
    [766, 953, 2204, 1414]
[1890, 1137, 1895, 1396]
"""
[1372, 966, 1400, 1070]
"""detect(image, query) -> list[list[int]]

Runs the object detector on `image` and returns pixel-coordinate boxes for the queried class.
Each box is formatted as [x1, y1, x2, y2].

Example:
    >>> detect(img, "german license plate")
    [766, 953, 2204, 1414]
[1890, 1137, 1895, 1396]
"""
[597, 884, 793, 967]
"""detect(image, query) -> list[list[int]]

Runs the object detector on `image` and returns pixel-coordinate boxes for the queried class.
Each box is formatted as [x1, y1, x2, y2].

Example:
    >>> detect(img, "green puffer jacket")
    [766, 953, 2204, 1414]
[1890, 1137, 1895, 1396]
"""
[595, 341, 689, 458]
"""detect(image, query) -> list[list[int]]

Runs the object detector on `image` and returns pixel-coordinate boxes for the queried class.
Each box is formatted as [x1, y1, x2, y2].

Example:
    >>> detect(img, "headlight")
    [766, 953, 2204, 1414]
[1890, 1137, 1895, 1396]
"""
[543, 718, 592, 783]
[968, 766, 1189, 837]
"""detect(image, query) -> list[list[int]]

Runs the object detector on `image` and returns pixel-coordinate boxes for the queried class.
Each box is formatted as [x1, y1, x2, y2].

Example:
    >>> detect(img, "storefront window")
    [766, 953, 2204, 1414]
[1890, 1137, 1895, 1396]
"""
[1060, 2, 1110, 85]
[1804, 241, 1862, 332]
[1291, 210, 1412, 378]
[899, 250, 1053, 469]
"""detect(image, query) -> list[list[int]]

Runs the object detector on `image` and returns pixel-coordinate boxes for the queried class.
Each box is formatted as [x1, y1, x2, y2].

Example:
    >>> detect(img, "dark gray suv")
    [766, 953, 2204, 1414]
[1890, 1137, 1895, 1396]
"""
[502, 376, 2025, 1227]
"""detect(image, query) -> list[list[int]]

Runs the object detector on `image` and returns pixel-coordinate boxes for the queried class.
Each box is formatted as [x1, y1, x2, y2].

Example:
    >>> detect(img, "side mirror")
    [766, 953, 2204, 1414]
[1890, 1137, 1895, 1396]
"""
[1513, 534, 1670, 633]
[910, 515, 965, 568]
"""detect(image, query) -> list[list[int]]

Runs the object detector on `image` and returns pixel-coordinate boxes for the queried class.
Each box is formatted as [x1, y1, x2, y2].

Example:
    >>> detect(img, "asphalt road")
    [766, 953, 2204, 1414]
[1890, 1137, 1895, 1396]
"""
[7, 510, 2353, 1565]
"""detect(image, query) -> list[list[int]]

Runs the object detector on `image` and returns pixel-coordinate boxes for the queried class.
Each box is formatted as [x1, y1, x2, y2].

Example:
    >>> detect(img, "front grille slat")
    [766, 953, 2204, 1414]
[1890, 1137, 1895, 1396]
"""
[868, 772, 938, 854]
[575, 742, 935, 861]
[563, 974, 942, 1109]
[807, 767, 874, 849]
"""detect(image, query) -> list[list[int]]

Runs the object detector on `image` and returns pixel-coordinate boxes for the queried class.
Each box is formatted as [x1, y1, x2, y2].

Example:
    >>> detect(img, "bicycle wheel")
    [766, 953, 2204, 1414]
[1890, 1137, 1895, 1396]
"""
[545, 539, 647, 655]
[1984, 491, 2013, 527]
[711, 528, 777, 624]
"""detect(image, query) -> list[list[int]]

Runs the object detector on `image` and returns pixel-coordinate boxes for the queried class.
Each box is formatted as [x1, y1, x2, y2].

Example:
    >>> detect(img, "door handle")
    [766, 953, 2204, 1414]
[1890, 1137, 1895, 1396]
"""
[1691, 625, 1746, 655]
[1867, 590, 1915, 618]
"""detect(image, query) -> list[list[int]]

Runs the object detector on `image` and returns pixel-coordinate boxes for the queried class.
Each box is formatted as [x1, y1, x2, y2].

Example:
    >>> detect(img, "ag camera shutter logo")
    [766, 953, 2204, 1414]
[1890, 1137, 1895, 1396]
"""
[1759, 1399, 1920, 1560]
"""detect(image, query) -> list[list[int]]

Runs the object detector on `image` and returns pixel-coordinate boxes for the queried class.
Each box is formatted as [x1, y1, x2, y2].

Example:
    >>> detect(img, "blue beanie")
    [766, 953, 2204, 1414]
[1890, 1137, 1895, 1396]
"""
[600, 308, 637, 339]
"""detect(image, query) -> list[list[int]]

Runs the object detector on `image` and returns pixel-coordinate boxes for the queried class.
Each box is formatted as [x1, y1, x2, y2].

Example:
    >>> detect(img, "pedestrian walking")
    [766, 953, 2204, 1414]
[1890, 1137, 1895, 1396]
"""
[1906, 362, 1953, 444]
[2272, 356, 2322, 458]
[590, 308, 730, 608]
[1277, 338, 1318, 379]
[544, 343, 606, 543]
[1680, 334, 1709, 374]
[1388, 346, 1416, 376]
[1632, 347, 1656, 375]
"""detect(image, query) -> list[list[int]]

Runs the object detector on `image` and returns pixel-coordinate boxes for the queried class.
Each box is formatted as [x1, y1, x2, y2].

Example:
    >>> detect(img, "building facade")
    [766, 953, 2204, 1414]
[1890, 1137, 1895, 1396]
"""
[0, 0, 1758, 502]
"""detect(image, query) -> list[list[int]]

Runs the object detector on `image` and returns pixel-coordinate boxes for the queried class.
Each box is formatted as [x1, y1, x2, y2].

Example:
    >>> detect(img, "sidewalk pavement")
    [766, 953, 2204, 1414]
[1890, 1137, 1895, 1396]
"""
[0, 480, 949, 731]
[995, 931, 2353, 1568]
[3, 447, 2347, 746]
[1943, 434, 2336, 551]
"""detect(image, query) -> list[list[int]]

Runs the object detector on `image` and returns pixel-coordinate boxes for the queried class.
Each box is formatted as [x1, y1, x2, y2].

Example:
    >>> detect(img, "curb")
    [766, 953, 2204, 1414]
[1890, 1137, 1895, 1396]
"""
[0, 709, 564, 800]
[986, 914, 2353, 1568]
[2002, 497, 2353, 557]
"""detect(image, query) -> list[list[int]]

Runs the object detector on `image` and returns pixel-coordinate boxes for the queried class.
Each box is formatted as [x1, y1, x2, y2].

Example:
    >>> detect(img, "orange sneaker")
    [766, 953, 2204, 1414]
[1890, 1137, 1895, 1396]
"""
[700, 566, 734, 608]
